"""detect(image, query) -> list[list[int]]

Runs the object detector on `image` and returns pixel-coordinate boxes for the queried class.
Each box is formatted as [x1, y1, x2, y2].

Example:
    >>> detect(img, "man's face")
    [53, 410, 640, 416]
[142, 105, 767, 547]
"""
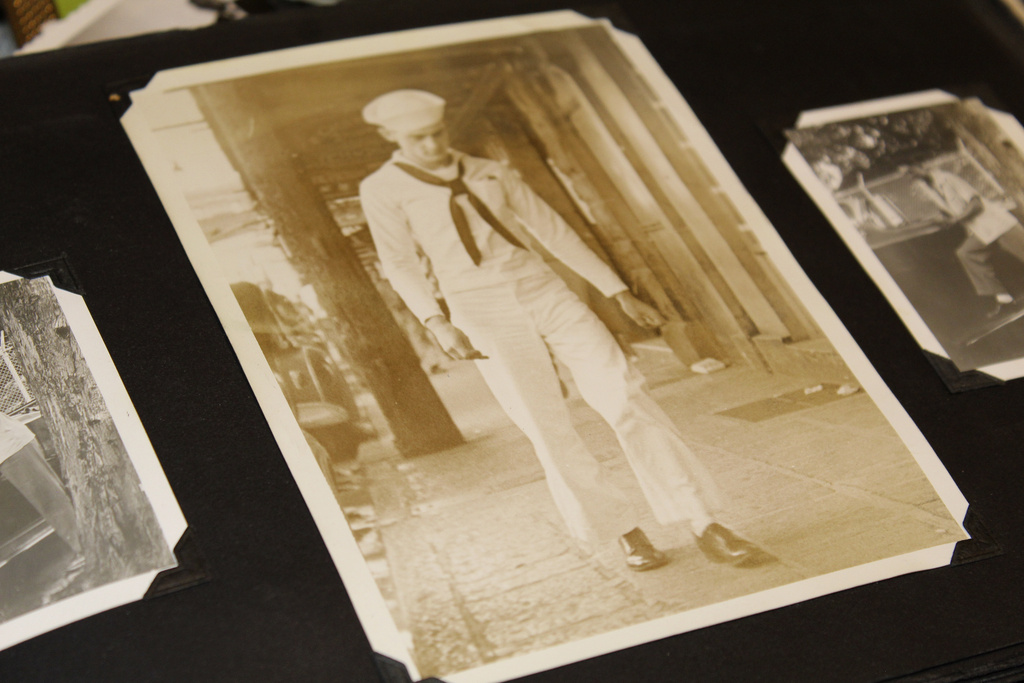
[384, 121, 452, 170]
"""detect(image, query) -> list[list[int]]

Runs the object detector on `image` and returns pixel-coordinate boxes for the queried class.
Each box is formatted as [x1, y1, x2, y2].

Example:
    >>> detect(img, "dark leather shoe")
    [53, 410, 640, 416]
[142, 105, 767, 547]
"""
[695, 523, 773, 567]
[619, 527, 669, 572]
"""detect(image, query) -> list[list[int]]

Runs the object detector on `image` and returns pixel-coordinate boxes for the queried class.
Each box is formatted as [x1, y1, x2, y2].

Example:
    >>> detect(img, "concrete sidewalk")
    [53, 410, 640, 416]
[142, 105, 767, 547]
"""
[345, 346, 964, 680]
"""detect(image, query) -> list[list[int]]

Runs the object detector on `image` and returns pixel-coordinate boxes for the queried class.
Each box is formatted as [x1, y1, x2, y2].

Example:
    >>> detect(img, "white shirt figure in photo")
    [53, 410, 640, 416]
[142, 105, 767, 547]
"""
[359, 89, 771, 570]
[913, 166, 1024, 315]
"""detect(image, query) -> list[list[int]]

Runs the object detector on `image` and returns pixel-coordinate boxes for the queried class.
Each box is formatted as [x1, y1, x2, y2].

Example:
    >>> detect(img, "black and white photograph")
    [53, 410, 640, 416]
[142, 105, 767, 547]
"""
[0, 274, 184, 652]
[122, 13, 969, 682]
[784, 91, 1024, 380]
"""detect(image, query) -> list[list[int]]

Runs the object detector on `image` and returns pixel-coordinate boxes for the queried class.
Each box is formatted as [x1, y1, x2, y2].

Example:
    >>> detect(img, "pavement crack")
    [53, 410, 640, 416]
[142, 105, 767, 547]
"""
[428, 539, 501, 664]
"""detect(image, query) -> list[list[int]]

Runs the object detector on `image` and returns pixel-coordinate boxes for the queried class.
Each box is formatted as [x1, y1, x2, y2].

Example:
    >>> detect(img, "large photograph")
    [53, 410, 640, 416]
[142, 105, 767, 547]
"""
[0, 274, 185, 652]
[123, 14, 968, 683]
[784, 91, 1024, 380]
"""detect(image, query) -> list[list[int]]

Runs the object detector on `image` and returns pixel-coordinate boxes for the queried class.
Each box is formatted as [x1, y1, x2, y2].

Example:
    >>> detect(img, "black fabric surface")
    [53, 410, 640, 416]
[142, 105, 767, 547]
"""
[1, 1, 1024, 681]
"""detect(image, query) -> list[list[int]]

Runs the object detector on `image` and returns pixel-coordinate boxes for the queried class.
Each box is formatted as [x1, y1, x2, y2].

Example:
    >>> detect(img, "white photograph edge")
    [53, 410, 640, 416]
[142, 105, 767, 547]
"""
[0, 273, 186, 652]
[613, 40, 969, 525]
[783, 89, 1024, 381]
[121, 81, 422, 680]
[120, 13, 971, 683]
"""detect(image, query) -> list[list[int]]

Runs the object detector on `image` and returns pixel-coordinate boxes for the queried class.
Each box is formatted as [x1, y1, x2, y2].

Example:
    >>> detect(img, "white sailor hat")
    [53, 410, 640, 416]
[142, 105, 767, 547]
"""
[362, 90, 446, 133]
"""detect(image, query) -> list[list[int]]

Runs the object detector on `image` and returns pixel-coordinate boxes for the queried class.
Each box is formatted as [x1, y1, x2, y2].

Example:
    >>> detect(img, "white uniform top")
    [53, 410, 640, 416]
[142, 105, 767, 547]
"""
[919, 170, 1020, 245]
[0, 410, 35, 465]
[360, 150, 628, 322]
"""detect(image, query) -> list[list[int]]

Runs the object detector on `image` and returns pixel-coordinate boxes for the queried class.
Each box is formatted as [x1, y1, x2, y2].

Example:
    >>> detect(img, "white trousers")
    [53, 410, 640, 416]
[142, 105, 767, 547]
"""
[957, 224, 1024, 297]
[447, 272, 720, 543]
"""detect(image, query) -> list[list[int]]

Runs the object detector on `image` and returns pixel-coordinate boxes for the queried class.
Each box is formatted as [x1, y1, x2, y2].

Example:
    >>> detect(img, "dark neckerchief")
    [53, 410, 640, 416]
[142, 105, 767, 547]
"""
[393, 158, 526, 265]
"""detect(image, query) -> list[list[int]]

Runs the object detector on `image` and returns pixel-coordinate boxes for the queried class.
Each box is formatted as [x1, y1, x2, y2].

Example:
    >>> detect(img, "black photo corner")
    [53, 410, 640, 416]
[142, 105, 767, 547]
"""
[3, 1, 1024, 682]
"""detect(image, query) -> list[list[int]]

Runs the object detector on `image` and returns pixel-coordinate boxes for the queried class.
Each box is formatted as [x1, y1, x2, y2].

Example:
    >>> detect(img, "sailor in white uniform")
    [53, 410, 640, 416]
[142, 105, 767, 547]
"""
[913, 167, 1024, 315]
[359, 90, 767, 570]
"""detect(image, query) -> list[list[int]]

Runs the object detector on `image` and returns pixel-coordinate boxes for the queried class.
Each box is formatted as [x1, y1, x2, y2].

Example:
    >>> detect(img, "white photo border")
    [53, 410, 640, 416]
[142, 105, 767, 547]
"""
[122, 15, 969, 683]
[0, 272, 186, 653]
[783, 89, 1024, 381]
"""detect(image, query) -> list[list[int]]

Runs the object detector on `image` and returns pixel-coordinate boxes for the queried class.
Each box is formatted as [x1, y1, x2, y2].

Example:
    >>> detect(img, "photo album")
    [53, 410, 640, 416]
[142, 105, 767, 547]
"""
[116, 12, 969, 683]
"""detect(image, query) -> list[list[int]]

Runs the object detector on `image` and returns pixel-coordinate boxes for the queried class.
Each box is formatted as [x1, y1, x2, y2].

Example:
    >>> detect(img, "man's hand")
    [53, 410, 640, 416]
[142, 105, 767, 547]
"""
[424, 316, 486, 360]
[957, 195, 984, 222]
[614, 291, 666, 329]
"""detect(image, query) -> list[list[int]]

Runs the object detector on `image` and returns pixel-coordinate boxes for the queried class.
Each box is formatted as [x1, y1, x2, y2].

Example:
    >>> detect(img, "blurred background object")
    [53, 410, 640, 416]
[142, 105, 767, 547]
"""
[1001, 0, 1024, 25]
[0, 0, 57, 48]
[0, 0, 343, 57]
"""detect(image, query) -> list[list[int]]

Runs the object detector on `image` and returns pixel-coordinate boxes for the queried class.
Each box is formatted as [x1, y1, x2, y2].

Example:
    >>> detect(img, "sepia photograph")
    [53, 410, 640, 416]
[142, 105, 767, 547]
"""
[0, 274, 184, 652]
[123, 13, 968, 682]
[784, 91, 1024, 380]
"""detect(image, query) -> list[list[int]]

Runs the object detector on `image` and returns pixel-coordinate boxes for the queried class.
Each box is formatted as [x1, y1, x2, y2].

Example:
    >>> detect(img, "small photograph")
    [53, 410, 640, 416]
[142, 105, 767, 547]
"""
[0, 275, 184, 652]
[123, 14, 968, 683]
[784, 92, 1024, 379]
